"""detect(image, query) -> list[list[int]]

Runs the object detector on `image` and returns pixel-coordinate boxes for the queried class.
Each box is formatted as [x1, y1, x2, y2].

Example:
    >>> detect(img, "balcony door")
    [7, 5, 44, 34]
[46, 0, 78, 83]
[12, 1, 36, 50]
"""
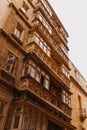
[48, 120, 63, 130]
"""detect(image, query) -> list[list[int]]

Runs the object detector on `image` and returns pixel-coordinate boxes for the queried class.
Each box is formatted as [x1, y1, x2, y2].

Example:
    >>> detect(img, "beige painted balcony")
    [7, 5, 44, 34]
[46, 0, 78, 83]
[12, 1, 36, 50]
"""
[20, 76, 71, 117]
[35, 2, 67, 45]
[32, 20, 69, 65]
[26, 41, 70, 88]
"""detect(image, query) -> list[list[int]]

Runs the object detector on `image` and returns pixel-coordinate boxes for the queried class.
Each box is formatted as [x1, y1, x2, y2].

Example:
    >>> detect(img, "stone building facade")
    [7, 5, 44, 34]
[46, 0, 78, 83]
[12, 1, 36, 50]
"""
[69, 61, 87, 130]
[0, 0, 86, 130]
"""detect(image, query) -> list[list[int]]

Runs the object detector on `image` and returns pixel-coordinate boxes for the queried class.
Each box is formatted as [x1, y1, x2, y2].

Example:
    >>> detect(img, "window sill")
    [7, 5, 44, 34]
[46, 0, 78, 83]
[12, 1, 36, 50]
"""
[19, 8, 28, 20]
[1, 68, 16, 84]
[12, 33, 23, 46]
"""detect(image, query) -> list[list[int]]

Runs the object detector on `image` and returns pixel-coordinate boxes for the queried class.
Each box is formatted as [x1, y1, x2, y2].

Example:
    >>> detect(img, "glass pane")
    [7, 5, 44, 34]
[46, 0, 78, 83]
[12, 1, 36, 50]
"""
[40, 41, 43, 49]
[21, 7, 26, 13]
[43, 46, 47, 53]
[44, 79, 49, 90]
[47, 50, 50, 57]
[35, 37, 39, 44]
[36, 73, 40, 82]
[30, 67, 35, 78]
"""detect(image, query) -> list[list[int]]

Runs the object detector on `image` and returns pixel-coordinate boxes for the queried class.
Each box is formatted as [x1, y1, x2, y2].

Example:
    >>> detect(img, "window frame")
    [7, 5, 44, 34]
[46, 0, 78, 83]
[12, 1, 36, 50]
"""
[13, 115, 20, 129]
[23, 60, 50, 90]
[4, 52, 17, 75]
[14, 22, 24, 40]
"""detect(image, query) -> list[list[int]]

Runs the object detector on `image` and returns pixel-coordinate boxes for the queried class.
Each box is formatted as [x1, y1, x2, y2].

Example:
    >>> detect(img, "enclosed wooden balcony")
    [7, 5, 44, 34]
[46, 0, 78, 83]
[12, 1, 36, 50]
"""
[20, 76, 71, 117]
[34, 2, 52, 23]
[26, 41, 70, 88]
[34, 1, 68, 45]
[32, 20, 69, 65]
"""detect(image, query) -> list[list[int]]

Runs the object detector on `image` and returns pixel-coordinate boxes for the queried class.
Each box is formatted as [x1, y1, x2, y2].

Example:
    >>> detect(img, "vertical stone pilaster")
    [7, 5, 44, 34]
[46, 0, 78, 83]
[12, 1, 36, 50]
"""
[36, 111, 42, 130]
[42, 114, 48, 130]
[29, 108, 37, 130]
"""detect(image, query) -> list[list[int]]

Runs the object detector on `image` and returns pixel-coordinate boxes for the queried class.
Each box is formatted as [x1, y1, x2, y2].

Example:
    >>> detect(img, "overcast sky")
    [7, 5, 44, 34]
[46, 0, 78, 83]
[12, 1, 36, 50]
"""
[49, 0, 87, 80]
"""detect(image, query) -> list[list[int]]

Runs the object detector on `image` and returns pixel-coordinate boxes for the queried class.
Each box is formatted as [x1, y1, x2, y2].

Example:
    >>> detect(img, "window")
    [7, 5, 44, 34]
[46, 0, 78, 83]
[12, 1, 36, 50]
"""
[40, 75, 44, 85]
[78, 95, 82, 109]
[29, 60, 50, 90]
[0, 101, 4, 115]
[36, 72, 40, 82]
[23, 61, 29, 76]
[61, 44, 68, 55]
[28, 33, 51, 57]
[22, 60, 50, 90]
[22, 116, 29, 129]
[37, 13, 52, 34]
[62, 65, 70, 79]
[41, 0, 52, 17]
[44, 78, 49, 90]
[30, 67, 36, 78]
[21, 2, 29, 15]
[13, 115, 20, 129]
[35, 36, 39, 44]
[14, 23, 23, 40]
[15, 107, 21, 112]
[4, 52, 16, 74]
[35, 34, 51, 57]
[62, 90, 71, 107]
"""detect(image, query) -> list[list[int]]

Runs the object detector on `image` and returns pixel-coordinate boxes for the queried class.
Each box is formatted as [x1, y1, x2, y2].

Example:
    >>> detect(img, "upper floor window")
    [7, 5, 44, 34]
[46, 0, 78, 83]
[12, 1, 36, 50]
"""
[4, 52, 17, 75]
[61, 44, 68, 55]
[30, 62, 50, 90]
[37, 13, 52, 34]
[62, 90, 71, 107]
[13, 115, 20, 129]
[23, 61, 29, 76]
[20, 2, 29, 16]
[14, 23, 24, 40]
[15, 107, 21, 112]
[12, 106, 22, 129]
[41, 0, 52, 17]
[23, 60, 50, 90]
[62, 65, 70, 79]
[28, 33, 51, 57]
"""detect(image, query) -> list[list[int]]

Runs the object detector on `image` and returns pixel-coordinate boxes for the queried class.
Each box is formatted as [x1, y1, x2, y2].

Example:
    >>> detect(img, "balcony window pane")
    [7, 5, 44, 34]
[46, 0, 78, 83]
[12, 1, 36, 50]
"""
[35, 37, 39, 44]
[43, 46, 46, 53]
[47, 50, 50, 57]
[44, 79, 49, 90]
[21, 2, 28, 14]
[30, 67, 35, 78]
[40, 41, 43, 49]
[36, 73, 40, 82]
[39, 15, 42, 21]
[14, 23, 23, 40]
